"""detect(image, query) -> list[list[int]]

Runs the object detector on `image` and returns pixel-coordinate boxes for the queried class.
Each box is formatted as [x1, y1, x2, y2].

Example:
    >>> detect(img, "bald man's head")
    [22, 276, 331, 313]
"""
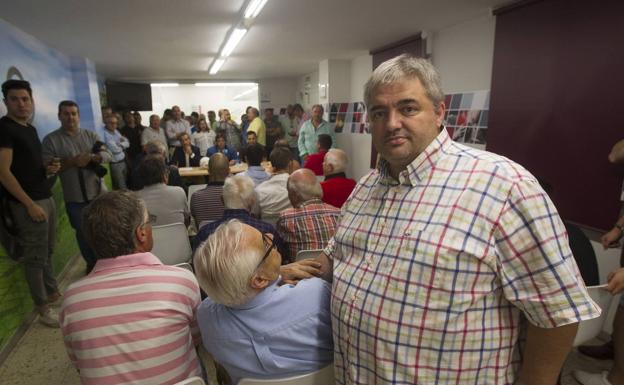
[323, 148, 348, 176]
[209, 153, 230, 181]
[287, 168, 322, 207]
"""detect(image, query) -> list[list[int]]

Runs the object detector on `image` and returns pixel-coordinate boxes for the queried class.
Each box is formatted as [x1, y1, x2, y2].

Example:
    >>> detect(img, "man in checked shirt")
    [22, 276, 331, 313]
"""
[284, 54, 600, 385]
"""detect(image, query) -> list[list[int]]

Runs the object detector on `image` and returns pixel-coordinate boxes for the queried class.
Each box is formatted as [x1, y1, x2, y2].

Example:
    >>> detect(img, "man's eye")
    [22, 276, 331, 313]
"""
[401, 106, 418, 114]
[371, 111, 386, 120]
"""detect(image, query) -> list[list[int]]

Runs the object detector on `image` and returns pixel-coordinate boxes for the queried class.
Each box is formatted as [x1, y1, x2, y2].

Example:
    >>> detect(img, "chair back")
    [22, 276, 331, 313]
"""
[296, 249, 323, 262]
[151, 222, 193, 265]
[573, 285, 615, 346]
[238, 365, 334, 385]
[174, 376, 205, 385]
[188, 184, 207, 207]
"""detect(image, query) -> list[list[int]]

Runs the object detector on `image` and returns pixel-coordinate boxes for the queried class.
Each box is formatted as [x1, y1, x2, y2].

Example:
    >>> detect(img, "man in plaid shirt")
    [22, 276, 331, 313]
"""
[288, 55, 600, 385]
[276, 168, 340, 262]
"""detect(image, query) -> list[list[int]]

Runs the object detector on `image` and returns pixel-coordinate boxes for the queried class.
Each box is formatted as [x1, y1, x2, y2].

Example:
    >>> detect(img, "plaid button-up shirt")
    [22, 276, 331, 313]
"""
[277, 199, 341, 262]
[325, 129, 599, 385]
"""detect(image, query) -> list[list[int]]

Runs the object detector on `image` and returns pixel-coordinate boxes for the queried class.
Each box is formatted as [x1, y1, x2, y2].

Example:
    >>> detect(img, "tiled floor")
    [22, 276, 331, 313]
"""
[0, 256, 616, 385]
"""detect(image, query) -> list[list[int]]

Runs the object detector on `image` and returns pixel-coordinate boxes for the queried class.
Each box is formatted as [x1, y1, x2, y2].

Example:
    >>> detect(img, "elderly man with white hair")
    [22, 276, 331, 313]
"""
[277, 168, 340, 262]
[320, 148, 356, 208]
[192, 174, 286, 257]
[194, 219, 333, 384]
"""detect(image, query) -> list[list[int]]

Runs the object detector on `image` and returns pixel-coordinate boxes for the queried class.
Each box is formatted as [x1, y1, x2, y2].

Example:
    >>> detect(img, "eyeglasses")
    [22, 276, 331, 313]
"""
[256, 232, 276, 269]
[140, 213, 157, 228]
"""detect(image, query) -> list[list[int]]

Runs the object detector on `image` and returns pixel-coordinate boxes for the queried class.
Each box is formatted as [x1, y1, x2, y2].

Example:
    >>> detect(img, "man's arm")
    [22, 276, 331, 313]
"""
[280, 252, 332, 284]
[0, 148, 47, 221]
[515, 323, 578, 385]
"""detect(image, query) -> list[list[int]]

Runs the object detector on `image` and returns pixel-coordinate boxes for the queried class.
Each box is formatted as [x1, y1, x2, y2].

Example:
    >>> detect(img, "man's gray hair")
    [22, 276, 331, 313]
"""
[193, 219, 263, 306]
[222, 175, 256, 211]
[82, 190, 146, 260]
[364, 54, 444, 113]
[324, 148, 348, 174]
[287, 173, 322, 202]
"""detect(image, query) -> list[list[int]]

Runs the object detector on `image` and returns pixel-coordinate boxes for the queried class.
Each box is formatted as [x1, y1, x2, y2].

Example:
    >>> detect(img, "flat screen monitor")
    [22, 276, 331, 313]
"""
[106, 80, 152, 111]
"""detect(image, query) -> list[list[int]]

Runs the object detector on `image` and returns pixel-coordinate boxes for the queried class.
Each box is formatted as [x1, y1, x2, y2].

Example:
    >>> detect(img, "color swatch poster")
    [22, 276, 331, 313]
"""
[444, 90, 490, 149]
[328, 102, 369, 134]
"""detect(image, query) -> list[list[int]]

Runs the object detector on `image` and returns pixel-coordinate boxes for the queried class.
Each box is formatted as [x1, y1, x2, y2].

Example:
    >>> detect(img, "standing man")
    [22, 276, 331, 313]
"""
[120, 111, 142, 164]
[216, 108, 241, 152]
[102, 114, 129, 190]
[297, 104, 335, 162]
[279, 104, 301, 161]
[263, 108, 283, 156]
[0, 80, 61, 327]
[42, 101, 112, 274]
[247, 107, 266, 146]
[140, 114, 168, 152]
[308, 55, 599, 385]
[165, 105, 191, 147]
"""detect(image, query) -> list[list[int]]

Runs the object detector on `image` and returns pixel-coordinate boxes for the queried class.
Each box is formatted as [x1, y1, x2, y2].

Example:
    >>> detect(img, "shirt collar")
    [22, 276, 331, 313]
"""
[324, 172, 346, 180]
[378, 128, 451, 187]
[223, 208, 252, 218]
[299, 198, 323, 208]
[91, 252, 162, 273]
[230, 279, 280, 310]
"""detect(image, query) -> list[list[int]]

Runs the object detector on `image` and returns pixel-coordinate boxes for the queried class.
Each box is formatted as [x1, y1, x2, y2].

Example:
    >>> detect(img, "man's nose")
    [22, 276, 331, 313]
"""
[386, 110, 402, 130]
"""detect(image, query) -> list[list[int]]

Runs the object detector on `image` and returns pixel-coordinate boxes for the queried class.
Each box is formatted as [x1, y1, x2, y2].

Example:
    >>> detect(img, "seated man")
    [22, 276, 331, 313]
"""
[129, 140, 185, 192]
[194, 219, 333, 384]
[193, 174, 285, 257]
[171, 132, 201, 167]
[60, 190, 202, 385]
[239, 143, 270, 186]
[190, 153, 229, 227]
[239, 130, 265, 163]
[207, 134, 239, 165]
[135, 154, 190, 227]
[277, 169, 340, 262]
[303, 134, 331, 176]
[255, 147, 293, 225]
[320, 148, 356, 208]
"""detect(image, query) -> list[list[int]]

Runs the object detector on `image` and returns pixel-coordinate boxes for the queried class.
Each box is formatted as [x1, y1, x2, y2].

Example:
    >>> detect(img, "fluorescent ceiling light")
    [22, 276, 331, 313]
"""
[150, 83, 179, 87]
[234, 86, 258, 100]
[209, 59, 226, 75]
[244, 0, 268, 19]
[194, 82, 257, 87]
[221, 28, 247, 57]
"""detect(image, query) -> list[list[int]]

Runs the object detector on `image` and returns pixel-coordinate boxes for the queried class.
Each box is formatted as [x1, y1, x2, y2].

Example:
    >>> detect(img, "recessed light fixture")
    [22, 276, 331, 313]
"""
[194, 82, 257, 87]
[150, 83, 179, 87]
[221, 28, 247, 58]
[209, 59, 226, 75]
[244, 0, 268, 19]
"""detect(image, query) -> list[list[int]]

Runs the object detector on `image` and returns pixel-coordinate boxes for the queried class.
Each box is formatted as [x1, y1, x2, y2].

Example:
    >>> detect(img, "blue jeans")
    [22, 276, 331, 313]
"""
[66, 202, 97, 273]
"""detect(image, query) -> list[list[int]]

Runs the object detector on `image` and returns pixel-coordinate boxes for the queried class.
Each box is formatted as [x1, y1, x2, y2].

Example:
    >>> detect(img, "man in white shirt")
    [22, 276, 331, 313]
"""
[165, 105, 191, 147]
[255, 147, 292, 225]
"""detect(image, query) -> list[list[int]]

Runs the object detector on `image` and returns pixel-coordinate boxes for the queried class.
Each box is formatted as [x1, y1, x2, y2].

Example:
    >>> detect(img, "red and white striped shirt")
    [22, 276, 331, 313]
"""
[60, 252, 202, 385]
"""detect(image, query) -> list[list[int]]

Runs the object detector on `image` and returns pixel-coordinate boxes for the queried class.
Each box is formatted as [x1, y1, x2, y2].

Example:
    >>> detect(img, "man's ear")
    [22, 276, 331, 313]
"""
[250, 272, 270, 290]
[135, 224, 148, 245]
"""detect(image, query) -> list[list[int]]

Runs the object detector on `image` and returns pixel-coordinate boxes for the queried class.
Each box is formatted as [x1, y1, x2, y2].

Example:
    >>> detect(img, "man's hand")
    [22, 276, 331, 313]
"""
[280, 259, 322, 285]
[601, 227, 622, 249]
[46, 161, 61, 176]
[70, 153, 92, 168]
[606, 268, 624, 295]
[27, 203, 47, 222]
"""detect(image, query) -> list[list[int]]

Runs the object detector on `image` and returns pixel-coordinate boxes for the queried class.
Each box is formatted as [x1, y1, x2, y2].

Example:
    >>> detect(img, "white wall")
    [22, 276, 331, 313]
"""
[350, 53, 372, 101]
[143, 84, 258, 124]
[296, 71, 319, 111]
[258, 77, 297, 111]
[432, 12, 496, 93]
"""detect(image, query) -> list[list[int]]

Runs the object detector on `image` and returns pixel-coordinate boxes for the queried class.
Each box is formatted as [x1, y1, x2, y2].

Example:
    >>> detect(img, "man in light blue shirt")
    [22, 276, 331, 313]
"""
[102, 115, 129, 190]
[194, 220, 333, 384]
[239, 143, 270, 186]
[297, 104, 335, 161]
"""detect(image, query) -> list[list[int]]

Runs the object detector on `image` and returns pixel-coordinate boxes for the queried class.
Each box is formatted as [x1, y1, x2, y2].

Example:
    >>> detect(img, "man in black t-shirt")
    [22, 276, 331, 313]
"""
[0, 80, 61, 327]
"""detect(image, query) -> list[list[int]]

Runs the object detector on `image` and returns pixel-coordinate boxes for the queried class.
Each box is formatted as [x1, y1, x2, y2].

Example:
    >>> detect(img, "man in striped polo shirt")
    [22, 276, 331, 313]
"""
[60, 190, 202, 385]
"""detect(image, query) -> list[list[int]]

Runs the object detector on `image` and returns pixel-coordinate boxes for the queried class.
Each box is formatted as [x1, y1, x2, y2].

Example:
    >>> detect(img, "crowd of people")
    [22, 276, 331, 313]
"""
[1, 53, 623, 385]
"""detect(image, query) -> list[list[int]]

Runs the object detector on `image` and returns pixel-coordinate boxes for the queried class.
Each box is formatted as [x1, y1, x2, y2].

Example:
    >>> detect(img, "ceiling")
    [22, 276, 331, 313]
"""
[1, 0, 512, 82]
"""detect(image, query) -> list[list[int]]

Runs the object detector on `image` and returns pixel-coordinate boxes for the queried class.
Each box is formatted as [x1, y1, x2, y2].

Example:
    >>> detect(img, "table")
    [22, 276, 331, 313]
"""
[178, 162, 271, 178]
